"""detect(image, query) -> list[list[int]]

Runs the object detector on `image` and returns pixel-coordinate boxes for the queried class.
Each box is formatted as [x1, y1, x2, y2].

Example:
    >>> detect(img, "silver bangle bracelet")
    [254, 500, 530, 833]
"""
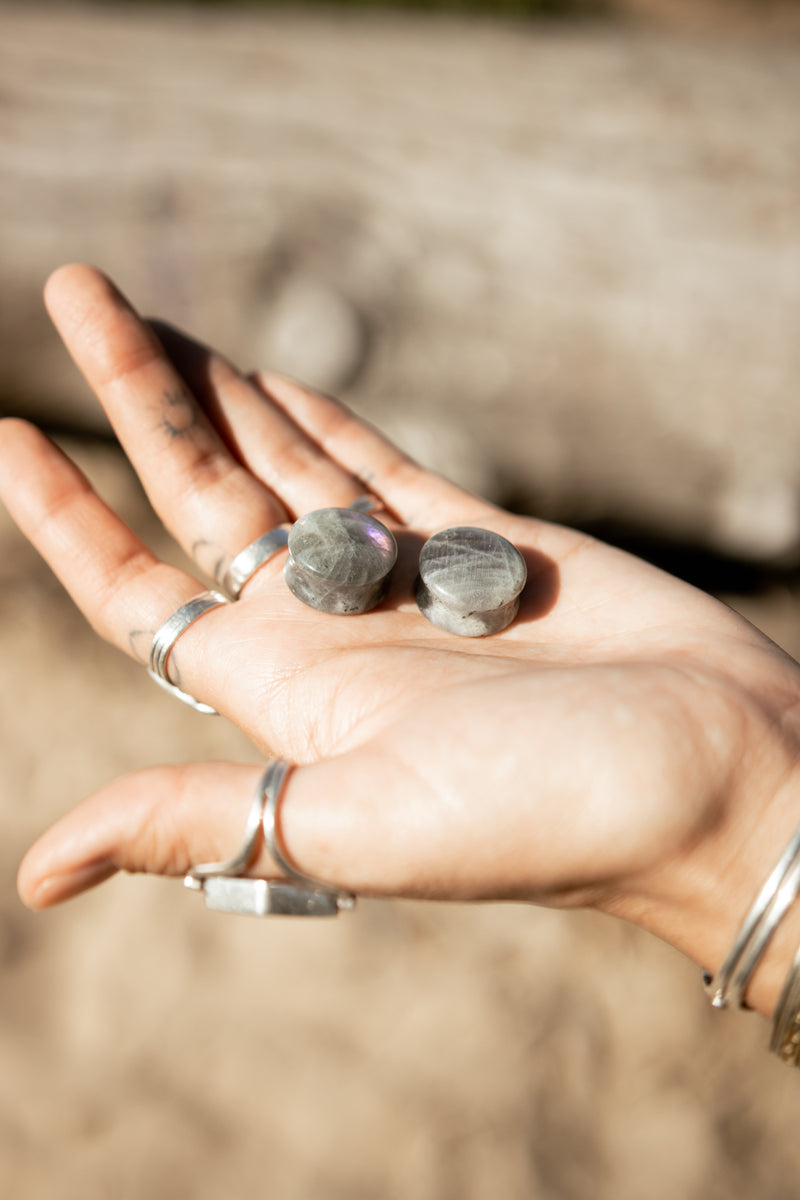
[704, 823, 800, 1009]
[770, 943, 800, 1065]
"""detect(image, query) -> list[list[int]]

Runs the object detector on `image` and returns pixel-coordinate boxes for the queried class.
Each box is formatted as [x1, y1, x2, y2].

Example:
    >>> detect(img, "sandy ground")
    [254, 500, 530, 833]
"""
[4, 4, 800, 1199]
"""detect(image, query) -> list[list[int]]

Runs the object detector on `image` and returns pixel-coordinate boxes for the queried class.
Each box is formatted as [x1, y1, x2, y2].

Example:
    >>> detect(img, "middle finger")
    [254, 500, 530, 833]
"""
[151, 321, 372, 521]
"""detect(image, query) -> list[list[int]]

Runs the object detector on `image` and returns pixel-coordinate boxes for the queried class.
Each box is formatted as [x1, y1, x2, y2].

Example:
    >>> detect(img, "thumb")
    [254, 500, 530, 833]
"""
[18, 747, 534, 911]
[17, 752, 439, 911]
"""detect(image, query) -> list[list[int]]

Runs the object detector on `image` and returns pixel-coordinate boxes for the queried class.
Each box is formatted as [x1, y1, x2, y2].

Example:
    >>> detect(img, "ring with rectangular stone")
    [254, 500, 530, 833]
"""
[184, 759, 356, 917]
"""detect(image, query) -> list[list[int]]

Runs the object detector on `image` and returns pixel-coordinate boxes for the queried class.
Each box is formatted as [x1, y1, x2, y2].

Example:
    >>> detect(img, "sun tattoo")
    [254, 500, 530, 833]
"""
[161, 387, 199, 439]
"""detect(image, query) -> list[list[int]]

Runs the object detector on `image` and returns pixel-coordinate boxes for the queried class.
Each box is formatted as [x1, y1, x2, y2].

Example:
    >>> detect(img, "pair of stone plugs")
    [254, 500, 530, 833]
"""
[285, 507, 527, 637]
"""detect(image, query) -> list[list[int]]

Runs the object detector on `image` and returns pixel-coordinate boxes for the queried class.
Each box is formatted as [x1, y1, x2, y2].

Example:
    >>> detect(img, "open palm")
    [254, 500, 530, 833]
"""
[3, 265, 800, 1009]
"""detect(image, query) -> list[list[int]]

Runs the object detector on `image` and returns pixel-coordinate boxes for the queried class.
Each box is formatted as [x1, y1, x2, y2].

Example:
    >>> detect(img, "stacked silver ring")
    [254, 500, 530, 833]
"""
[148, 589, 228, 715]
[185, 759, 355, 917]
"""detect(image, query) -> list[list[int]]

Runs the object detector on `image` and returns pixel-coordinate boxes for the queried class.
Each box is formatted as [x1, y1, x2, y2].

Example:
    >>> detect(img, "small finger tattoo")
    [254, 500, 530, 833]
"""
[192, 538, 229, 584]
[161, 387, 199, 440]
[129, 629, 152, 663]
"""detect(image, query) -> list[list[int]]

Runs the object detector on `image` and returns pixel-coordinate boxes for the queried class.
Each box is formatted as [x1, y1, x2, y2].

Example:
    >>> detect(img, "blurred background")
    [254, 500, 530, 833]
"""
[2, 1, 800, 1197]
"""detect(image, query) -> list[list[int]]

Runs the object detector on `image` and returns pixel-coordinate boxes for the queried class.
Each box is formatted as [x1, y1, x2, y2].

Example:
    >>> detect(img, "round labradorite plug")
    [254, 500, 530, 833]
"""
[285, 508, 398, 615]
[415, 526, 527, 637]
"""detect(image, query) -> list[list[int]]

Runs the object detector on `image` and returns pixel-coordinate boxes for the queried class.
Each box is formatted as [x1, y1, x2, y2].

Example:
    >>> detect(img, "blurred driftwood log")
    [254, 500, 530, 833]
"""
[2, 4, 799, 560]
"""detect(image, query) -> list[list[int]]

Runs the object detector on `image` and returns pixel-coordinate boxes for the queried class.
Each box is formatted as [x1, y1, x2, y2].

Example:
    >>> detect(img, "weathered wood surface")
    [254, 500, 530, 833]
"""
[3, 5, 800, 558]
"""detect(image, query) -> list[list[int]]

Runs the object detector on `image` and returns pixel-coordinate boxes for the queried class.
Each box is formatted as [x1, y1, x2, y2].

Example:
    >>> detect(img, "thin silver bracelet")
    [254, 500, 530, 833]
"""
[770, 943, 800, 1065]
[704, 823, 800, 1009]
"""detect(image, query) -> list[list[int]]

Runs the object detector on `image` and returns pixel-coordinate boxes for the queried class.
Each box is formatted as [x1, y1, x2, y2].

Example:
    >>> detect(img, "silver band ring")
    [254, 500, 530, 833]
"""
[185, 777, 267, 881]
[348, 494, 382, 515]
[261, 759, 356, 907]
[184, 759, 356, 917]
[148, 589, 227, 715]
[223, 527, 289, 599]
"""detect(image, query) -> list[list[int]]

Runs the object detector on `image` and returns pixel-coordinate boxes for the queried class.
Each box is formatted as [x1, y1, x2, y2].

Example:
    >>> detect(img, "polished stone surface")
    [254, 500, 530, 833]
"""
[285, 507, 397, 614]
[415, 526, 526, 636]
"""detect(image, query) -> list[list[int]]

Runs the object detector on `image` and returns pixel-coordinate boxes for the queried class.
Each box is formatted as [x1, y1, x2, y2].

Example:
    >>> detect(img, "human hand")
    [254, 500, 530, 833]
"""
[2, 265, 800, 1017]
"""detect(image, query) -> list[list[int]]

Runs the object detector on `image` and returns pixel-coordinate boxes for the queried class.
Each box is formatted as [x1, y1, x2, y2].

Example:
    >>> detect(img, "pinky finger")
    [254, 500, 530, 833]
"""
[0, 419, 205, 662]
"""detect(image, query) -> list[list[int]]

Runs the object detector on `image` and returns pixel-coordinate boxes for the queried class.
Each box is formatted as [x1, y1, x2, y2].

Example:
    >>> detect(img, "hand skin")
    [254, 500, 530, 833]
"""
[2, 264, 800, 1022]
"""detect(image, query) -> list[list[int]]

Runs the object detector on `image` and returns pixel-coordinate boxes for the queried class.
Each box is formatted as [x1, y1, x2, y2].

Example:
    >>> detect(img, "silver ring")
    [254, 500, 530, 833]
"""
[147, 589, 227, 715]
[261, 759, 356, 907]
[223, 527, 289, 599]
[184, 760, 356, 917]
[185, 778, 267, 881]
[348, 494, 382, 515]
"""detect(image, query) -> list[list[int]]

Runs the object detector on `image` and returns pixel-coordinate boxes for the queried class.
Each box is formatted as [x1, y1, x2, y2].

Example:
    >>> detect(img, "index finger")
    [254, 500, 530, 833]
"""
[44, 265, 287, 581]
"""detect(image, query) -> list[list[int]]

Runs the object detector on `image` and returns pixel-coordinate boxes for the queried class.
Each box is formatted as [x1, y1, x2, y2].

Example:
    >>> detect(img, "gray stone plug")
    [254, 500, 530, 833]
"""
[285, 507, 398, 614]
[415, 526, 527, 636]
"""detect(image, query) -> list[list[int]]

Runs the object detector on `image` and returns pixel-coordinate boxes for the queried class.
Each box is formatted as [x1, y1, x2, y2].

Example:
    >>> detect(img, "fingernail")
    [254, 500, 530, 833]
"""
[26, 860, 116, 910]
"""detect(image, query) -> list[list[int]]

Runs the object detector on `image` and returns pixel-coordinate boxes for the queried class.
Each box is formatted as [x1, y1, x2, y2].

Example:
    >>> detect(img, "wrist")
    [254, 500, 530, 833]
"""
[605, 767, 800, 1021]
